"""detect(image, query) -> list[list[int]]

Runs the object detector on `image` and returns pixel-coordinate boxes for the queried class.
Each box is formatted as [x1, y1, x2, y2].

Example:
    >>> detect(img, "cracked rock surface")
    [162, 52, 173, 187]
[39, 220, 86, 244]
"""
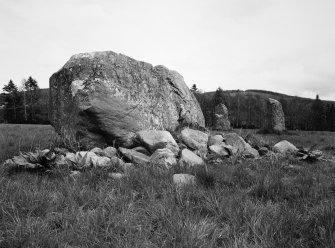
[49, 51, 205, 148]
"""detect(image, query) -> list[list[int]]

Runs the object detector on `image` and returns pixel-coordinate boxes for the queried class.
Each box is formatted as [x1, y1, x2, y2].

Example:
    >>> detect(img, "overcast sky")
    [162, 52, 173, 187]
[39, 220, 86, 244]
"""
[1, 0, 335, 100]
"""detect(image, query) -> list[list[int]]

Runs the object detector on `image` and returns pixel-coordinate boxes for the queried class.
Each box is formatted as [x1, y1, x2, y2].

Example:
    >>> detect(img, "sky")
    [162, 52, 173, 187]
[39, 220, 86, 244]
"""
[1, 0, 335, 100]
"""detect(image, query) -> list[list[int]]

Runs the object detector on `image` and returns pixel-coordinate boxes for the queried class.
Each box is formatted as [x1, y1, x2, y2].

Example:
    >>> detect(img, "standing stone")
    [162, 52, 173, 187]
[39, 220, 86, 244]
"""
[49, 51, 205, 148]
[214, 103, 231, 130]
[265, 98, 285, 132]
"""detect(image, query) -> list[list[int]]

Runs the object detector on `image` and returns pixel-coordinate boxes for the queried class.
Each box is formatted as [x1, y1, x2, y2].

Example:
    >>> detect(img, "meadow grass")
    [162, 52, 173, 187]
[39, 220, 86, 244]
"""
[0, 124, 57, 162]
[1, 125, 335, 247]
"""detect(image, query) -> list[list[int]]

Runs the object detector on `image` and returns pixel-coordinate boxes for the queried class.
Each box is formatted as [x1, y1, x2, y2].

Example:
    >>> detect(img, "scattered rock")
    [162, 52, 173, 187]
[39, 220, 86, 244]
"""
[137, 130, 179, 155]
[49, 51, 205, 148]
[103, 147, 118, 158]
[213, 103, 231, 130]
[173, 174, 196, 187]
[90, 147, 104, 155]
[265, 98, 286, 132]
[273, 140, 298, 154]
[70, 170, 81, 179]
[132, 146, 151, 156]
[181, 128, 208, 151]
[110, 156, 125, 167]
[92, 156, 111, 168]
[149, 148, 177, 169]
[222, 133, 247, 154]
[209, 145, 229, 157]
[208, 135, 224, 146]
[119, 147, 149, 166]
[75, 151, 100, 168]
[108, 173, 124, 180]
[243, 143, 260, 158]
[179, 149, 204, 167]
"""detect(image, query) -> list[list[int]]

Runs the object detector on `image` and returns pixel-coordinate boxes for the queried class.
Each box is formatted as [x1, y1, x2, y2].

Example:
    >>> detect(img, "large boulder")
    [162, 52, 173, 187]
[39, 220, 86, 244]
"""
[137, 130, 179, 155]
[49, 51, 205, 148]
[213, 103, 231, 130]
[264, 98, 286, 132]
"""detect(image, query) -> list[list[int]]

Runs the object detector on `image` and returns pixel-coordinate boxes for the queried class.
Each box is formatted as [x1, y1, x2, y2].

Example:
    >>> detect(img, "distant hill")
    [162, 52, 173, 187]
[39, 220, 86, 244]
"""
[195, 89, 335, 131]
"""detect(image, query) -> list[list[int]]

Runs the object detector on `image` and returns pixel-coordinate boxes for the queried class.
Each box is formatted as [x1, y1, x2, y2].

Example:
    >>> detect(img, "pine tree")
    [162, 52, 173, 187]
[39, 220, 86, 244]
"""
[2, 79, 20, 122]
[24, 76, 40, 123]
[311, 94, 326, 131]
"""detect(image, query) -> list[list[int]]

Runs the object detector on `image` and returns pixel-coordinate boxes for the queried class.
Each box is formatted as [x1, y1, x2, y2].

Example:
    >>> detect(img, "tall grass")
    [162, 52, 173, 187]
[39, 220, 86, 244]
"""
[1, 126, 335, 247]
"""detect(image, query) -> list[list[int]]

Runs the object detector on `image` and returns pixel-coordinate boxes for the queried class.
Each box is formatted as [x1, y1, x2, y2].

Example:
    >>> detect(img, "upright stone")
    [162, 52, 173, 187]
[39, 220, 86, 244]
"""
[213, 103, 231, 130]
[49, 51, 205, 148]
[265, 98, 286, 132]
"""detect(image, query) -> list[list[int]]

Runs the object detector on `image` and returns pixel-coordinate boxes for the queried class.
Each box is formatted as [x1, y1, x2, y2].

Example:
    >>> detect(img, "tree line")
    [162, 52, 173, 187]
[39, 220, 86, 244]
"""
[191, 84, 335, 131]
[0, 78, 49, 124]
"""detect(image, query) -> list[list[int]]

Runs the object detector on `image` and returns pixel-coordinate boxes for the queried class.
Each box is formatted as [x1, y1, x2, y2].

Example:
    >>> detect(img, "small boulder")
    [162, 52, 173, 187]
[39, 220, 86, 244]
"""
[149, 148, 177, 169]
[108, 173, 124, 180]
[222, 133, 246, 154]
[208, 135, 224, 146]
[209, 145, 229, 157]
[90, 147, 104, 155]
[110, 156, 125, 167]
[70, 170, 81, 179]
[103, 147, 118, 158]
[132, 146, 151, 156]
[173, 174, 196, 187]
[179, 149, 204, 167]
[92, 156, 111, 168]
[243, 143, 260, 158]
[181, 128, 209, 151]
[119, 147, 150, 166]
[273, 140, 298, 154]
[75, 151, 100, 168]
[137, 130, 179, 155]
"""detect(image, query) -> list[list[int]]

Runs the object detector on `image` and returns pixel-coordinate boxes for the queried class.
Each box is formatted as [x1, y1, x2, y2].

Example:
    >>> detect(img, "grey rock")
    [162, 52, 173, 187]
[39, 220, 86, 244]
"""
[181, 128, 208, 151]
[49, 51, 205, 148]
[213, 103, 231, 130]
[173, 174, 196, 187]
[119, 147, 149, 165]
[208, 135, 224, 146]
[265, 98, 286, 132]
[209, 145, 229, 156]
[90, 147, 104, 155]
[132, 146, 151, 156]
[273, 140, 298, 154]
[222, 133, 246, 154]
[108, 173, 124, 180]
[137, 130, 179, 155]
[149, 148, 177, 169]
[103, 147, 117, 158]
[243, 143, 260, 158]
[179, 149, 204, 167]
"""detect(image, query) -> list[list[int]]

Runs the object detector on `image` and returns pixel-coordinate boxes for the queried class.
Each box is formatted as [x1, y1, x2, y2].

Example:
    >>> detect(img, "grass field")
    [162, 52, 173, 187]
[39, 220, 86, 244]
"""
[1, 125, 335, 247]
